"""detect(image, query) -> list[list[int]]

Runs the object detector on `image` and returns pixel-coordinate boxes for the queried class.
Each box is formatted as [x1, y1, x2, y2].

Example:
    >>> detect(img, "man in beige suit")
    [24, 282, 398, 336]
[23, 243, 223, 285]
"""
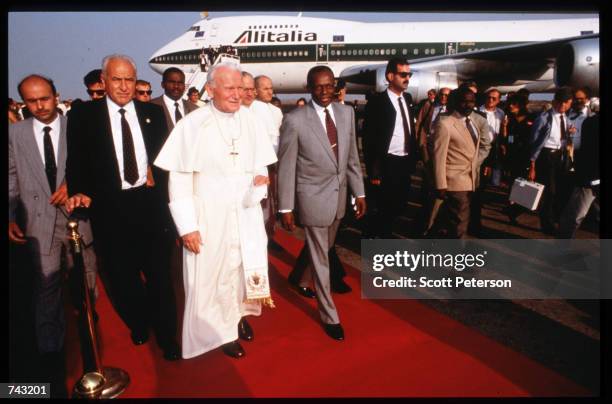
[431, 86, 490, 238]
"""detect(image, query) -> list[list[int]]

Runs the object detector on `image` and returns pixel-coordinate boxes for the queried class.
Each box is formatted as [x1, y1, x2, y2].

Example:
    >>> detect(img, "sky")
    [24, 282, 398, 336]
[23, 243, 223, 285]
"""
[8, 11, 597, 101]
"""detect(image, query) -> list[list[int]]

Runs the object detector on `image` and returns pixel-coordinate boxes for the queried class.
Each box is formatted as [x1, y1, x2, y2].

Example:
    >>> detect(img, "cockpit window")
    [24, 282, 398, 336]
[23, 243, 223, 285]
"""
[188, 26, 200, 32]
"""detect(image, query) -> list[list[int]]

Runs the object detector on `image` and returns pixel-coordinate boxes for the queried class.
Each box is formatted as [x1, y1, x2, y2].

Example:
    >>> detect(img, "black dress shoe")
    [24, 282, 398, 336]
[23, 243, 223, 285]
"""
[222, 340, 245, 359]
[295, 285, 316, 298]
[323, 323, 344, 340]
[331, 280, 352, 294]
[130, 329, 149, 346]
[162, 344, 181, 361]
[238, 318, 254, 341]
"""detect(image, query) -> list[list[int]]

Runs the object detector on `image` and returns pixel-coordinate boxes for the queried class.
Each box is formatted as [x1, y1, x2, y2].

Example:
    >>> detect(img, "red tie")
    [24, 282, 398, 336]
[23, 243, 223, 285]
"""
[324, 108, 338, 161]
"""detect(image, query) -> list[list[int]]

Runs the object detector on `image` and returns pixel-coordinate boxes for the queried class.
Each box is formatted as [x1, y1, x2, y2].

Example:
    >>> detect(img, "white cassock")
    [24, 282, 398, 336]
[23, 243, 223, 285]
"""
[154, 103, 277, 359]
[250, 100, 283, 153]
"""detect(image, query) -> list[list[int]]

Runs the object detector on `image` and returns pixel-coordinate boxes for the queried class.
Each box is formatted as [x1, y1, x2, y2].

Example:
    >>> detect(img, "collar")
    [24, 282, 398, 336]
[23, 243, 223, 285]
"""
[386, 88, 405, 101]
[32, 114, 61, 135]
[163, 94, 182, 107]
[311, 100, 334, 114]
[211, 101, 237, 118]
[106, 97, 136, 116]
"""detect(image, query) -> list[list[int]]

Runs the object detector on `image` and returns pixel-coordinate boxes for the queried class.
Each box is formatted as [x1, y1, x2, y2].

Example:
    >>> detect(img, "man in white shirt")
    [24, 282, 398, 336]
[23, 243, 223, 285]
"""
[65, 54, 180, 361]
[151, 67, 198, 134]
[9, 75, 98, 396]
[528, 87, 574, 234]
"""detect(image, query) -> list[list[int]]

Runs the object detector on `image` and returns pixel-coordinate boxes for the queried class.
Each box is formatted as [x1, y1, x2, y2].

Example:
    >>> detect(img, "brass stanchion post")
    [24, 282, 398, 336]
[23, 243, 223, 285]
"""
[67, 217, 130, 399]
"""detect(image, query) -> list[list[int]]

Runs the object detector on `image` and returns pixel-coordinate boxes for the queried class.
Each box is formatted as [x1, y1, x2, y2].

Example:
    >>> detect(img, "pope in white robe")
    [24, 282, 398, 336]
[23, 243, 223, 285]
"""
[154, 63, 277, 359]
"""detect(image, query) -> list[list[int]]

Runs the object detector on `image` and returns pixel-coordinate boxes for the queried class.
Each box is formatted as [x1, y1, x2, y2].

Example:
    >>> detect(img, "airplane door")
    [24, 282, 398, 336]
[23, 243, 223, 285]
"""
[316, 44, 328, 63]
[445, 42, 458, 55]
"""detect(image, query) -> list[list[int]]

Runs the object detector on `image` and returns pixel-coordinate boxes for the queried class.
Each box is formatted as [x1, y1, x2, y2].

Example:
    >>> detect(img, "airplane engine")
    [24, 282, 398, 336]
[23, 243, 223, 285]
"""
[554, 38, 599, 95]
[375, 67, 458, 102]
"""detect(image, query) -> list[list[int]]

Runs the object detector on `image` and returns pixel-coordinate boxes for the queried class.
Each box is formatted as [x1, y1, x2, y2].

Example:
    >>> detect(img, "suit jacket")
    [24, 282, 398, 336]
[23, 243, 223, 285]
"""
[431, 111, 491, 192]
[66, 98, 170, 219]
[574, 114, 599, 187]
[362, 90, 418, 179]
[529, 108, 567, 161]
[278, 101, 365, 227]
[9, 115, 93, 254]
[150, 96, 198, 134]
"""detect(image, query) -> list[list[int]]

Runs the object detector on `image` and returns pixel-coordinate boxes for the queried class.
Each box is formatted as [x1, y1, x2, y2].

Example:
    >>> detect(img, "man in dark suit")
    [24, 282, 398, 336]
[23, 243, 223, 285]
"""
[9, 75, 99, 396]
[151, 67, 198, 134]
[363, 58, 418, 238]
[65, 54, 179, 361]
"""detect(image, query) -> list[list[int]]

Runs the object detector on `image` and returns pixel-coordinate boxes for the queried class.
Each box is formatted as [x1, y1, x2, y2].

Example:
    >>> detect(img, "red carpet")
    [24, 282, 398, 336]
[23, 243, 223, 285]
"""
[64, 231, 591, 397]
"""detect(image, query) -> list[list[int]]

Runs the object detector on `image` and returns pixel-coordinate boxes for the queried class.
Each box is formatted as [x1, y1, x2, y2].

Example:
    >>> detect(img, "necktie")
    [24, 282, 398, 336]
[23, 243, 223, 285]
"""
[119, 108, 139, 185]
[398, 96, 411, 154]
[465, 117, 479, 146]
[42, 126, 56, 191]
[560, 114, 567, 141]
[324, 108, 338, 161]
[174, 102, 183, 124]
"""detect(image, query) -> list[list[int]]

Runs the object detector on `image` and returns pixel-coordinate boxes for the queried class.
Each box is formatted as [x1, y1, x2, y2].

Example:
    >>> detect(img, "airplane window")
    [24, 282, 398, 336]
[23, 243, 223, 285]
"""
[413, 49, 418, 55]
[369, 49, 374, 55]
[305, 50, 309, 56]
[391, 49, 397, 55]
[256, 52, 261, 57]
[340, 50, 345, 56]
[298, 51, 303, 56]
[272, 51, 277, 57]
[431, 49, 436, 54]
[358, 49, 363, 55]
[425, 49, 430, 55]
[283, 51, 287, 57]
[331, 50, 335, 56]
[375, 49, 380, 55]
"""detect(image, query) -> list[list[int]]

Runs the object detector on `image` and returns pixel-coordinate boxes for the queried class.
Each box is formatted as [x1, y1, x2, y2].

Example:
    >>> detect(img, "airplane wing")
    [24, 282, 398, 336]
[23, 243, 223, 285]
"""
[340, 33, 599, 97]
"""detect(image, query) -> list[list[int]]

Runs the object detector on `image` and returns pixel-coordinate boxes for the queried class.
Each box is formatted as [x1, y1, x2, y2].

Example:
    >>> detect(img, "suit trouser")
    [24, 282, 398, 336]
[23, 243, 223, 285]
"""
[444, 191, 472, 239]
[303, 219, 342, 324]
[535, 148, 563, 230]
[32, 214, 98, 353]
[558, 186, 598, 238]
[289, 245, 346, 287]
[92, 186, 177, 348]
[372, 154, 414, 238]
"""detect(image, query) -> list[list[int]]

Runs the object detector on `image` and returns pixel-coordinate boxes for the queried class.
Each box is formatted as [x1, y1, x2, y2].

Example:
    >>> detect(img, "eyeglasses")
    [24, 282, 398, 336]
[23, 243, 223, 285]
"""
[137, 90, 153, 95]
[486, 96, 499, 100]
[395, 72, 413, 78]
[87, 89, 106, 96]
[440, 93, 450, 97]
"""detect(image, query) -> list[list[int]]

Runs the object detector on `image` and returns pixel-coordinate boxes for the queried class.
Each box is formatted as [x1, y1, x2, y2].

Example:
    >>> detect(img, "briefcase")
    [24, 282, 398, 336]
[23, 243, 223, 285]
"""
[509, 178, 545, 211]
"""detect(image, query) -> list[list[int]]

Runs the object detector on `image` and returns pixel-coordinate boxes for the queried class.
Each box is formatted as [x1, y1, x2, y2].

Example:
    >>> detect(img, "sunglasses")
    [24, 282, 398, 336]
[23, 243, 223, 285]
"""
[137, 90, 153, 95]
[87, 89, 106, 96]
[396, 72, 413, 78]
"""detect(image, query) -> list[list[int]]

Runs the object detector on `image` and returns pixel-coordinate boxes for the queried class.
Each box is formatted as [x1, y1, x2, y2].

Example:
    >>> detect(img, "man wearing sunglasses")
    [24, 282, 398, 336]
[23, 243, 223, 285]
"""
[83, 69, 106, 100]
[134, 80, 153, 102]
[151, 67, 198, 135]
[363, 58, 418, 239]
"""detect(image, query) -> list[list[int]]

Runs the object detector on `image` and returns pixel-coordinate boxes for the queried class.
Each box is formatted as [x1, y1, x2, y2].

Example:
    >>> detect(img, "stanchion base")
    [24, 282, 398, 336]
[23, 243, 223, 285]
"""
[73, 367, 130, 399]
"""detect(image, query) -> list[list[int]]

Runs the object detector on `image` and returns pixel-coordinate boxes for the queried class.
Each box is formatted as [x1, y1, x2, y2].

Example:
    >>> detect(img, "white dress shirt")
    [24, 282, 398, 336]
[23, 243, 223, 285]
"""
[32, 115, 61, 167]
[479, 106, 505, 142]
[106, 98, 148, 189]
[312, 99, 337, 132]
[163, 94, 185, 127]
[543, 111, 566, 150]
[386, 89, 411, 156]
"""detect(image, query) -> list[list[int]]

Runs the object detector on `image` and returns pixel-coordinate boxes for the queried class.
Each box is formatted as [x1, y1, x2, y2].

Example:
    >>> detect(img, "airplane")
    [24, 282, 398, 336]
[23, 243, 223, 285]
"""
[149, 14, 599, 101]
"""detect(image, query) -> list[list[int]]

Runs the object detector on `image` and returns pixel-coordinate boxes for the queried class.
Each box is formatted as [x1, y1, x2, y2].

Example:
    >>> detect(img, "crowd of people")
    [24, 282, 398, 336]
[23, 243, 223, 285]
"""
[8, 54, 600, 396]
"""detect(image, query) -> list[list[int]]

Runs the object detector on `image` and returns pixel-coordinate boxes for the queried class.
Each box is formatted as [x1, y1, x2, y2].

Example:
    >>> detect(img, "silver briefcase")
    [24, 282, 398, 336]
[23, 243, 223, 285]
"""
[509, 178, 545, 210]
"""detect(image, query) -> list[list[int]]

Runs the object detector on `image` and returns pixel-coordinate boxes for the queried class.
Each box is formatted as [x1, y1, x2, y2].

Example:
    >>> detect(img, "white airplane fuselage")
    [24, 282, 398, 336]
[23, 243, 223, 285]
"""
[149, 15, 599, 97]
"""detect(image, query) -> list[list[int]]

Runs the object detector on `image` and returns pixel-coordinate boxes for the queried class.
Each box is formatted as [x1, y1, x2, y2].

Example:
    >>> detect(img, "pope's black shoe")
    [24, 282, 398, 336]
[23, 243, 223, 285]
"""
[331, 279, 352, 294]
[323, 323, 345, 341]
[222, 340, 245, 359]
[162, 341, 181, 361]
[130, 329, 149, 346]
[238, 318, 254, 341]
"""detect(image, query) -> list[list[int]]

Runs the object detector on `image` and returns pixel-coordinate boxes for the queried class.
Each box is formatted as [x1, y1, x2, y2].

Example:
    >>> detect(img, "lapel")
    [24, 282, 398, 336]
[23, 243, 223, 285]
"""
[56, 115, 67, 186]
[21, 119, 52, 195]
[134, 101, 153, 158]
[331, 102, 347, 167]
[98, 99, 122, 185]
[306, 101, 338, 168]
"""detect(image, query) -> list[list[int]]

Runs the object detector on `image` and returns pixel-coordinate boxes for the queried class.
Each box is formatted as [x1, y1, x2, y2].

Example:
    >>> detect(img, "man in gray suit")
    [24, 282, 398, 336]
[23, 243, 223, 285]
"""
[151, 67, 198, 134]
[278, 66, 366, 340]
[9, 75, 97, 395]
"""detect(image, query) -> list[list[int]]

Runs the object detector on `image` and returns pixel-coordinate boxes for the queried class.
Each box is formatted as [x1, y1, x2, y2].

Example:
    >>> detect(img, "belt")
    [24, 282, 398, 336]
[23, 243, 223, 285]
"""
[542, 147, 562, 154]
